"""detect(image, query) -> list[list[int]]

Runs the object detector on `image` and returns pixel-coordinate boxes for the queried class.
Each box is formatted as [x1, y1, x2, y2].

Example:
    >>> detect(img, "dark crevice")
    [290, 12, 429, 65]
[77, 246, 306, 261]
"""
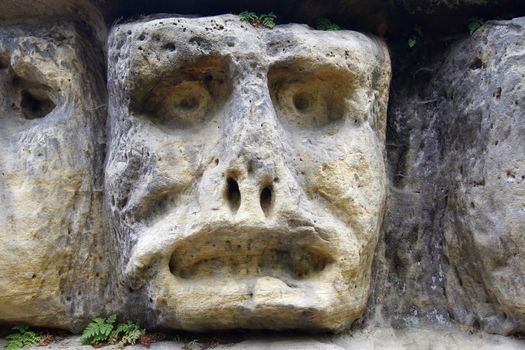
[260, 186, 273, 217]
[20, 89, 55, 120]
[0, 57, 7, 70]
[226, 177, 241, 213]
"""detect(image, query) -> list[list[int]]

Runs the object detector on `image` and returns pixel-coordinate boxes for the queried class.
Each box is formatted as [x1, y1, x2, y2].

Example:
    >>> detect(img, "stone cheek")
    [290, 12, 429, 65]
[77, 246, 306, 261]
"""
[0, 22, 107, 330]
[106, 15, 391, 331]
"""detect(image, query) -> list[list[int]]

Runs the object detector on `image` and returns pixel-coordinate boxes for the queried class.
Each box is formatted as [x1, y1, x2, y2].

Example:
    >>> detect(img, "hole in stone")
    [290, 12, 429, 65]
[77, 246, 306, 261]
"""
[20, 90, 55, 119]
[226, 177, 241, 213]
[164, 43, 176, 52]
[260, 186, 273, 216]
[469, 57, 484, 70]
[0, 57, 7, 70]
[293, 92, 311, 112]
[493, 87, 502, 98]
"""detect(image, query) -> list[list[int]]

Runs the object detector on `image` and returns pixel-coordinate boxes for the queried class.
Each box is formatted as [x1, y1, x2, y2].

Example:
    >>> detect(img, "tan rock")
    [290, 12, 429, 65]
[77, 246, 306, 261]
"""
[0, 21, 107, 330]
[106, 14, 391, 331]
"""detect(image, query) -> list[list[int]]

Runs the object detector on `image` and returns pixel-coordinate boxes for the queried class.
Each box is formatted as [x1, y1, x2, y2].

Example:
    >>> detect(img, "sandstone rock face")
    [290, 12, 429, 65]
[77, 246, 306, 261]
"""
[441, 17, 525, 334]
[106, 15, 391, 332]
[0, 21, 108, 330]
[375, 17, 525, 334]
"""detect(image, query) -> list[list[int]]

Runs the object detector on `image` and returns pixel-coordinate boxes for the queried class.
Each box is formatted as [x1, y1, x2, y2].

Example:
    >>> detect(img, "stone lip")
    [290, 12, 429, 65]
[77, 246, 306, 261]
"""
[168, 225, 336, 280]
[125, 219, 357, 287]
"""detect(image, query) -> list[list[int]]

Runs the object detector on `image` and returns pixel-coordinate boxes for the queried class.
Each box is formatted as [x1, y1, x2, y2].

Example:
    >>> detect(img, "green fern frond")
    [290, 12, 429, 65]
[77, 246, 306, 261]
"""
[3, 324, 40, 350]
[239, 11, 258, 23]
[80, 314, 118, 345]
[260, 12, 277, 29]
[316, 17, 341, 31]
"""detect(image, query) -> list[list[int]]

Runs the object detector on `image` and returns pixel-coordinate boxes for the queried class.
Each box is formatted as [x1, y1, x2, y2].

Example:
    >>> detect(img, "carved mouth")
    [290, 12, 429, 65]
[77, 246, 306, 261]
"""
[169, 228, 334, 281]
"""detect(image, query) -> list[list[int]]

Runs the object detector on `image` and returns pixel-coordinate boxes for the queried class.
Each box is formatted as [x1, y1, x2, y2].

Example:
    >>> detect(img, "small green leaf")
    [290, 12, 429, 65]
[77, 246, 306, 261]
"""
[260, 12, 277, 29]
[316, 17, 341, 31]
[239, 11, 258, 23]
[468, 17, 484, 35]
[408, 37, 417, 48]
[188, 339, 200, 349]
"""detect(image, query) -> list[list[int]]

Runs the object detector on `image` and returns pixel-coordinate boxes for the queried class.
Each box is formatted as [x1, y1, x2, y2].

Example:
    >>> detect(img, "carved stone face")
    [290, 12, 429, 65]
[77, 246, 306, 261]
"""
[106, 15, 391, 331]
[0, 22, 106, 328]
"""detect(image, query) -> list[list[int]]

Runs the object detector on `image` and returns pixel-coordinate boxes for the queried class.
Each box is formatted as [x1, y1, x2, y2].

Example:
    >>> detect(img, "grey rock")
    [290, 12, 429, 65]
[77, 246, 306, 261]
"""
[375, 17, 525, 334]
[441, 17, 525, 334]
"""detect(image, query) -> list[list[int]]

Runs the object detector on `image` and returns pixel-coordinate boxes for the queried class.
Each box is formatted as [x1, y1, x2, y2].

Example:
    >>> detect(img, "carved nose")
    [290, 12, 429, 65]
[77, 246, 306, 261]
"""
[223, 163, 276, 219]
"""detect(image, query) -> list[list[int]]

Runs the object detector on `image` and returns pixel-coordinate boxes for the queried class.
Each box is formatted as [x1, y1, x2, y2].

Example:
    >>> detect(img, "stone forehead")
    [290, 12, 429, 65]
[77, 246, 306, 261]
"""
[0, 22, 84, 88]
[109, 15, 387, 86]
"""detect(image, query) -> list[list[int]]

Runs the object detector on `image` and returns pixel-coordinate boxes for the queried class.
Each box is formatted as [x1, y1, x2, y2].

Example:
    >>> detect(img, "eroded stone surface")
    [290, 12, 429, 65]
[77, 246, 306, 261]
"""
[0, 21, 109, 330]
[441, 17, 525, 334]
[106, 15, 391, 331]
[374, 17, 525, 334]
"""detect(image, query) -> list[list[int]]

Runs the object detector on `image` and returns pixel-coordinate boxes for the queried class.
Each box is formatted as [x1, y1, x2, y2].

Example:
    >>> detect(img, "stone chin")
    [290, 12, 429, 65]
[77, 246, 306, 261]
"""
[106, 15, 391, 331]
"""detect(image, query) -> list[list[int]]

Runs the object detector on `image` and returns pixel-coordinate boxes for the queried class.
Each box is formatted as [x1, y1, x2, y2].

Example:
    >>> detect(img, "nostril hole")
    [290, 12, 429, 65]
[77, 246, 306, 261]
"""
[260, 186, 273, 217]
[226, 177, 241, 213]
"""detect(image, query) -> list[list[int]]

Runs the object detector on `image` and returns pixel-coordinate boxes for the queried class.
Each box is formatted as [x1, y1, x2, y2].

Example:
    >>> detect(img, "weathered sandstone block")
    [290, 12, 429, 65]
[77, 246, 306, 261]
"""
[376, 17, 525, 334]
[441, 17, 525, 334]
[0, 21, 108, 330]
[106, 15, 391, 331]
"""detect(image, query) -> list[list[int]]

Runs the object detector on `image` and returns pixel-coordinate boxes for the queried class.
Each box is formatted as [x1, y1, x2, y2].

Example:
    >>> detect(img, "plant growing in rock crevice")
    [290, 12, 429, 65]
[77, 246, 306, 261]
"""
[239, 11, 277, 29]
[468, 17, 484, 35]
[316, 17, 341, 30]
[80, 315, 145, 348]
[3, 325, 40, 350]
[408, 24, 424, 48]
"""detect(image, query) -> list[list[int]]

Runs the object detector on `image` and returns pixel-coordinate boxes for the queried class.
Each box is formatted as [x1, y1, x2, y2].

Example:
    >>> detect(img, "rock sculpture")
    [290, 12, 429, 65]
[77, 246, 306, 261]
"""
[0, 21, 107, 329]
[106, 15, 391, 331]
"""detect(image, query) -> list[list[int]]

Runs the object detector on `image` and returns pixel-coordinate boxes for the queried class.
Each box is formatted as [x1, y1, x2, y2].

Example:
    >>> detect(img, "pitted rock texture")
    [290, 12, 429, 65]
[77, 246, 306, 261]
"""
[106, 15, 391, 332]
[374, 17, 525, 335]
[440, 17, 525, 334]
[0, 21, 109, 330]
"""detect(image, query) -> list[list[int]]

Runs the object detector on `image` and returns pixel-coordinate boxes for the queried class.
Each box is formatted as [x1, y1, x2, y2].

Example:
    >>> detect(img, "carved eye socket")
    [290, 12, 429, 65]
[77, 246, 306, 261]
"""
[137, 57, 231, 130]
[9, 76, 57, 120]
[145, 80, 212, 129]
[20, 88, 56, 120]
[268, 63, 355, 129]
